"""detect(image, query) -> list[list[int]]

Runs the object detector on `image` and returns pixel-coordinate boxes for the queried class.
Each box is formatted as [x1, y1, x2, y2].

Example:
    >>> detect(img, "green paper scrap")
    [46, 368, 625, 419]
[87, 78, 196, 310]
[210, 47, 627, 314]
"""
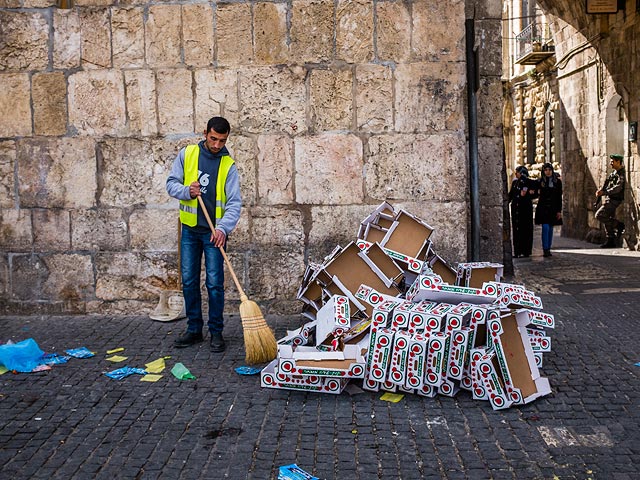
[171, 362, 196, 380]
[141, 374, 163, 382]
[106, 355, 128, 363]
[106, 347, 125, 354]
[0, 365, 8, 375]
[380, 392, 404, 403]
[145, 357, 168, 373]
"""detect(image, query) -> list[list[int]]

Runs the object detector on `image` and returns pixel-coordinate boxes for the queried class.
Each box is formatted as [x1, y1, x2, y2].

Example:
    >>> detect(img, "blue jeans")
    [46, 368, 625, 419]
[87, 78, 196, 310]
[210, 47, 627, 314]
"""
[180, 226, 225, 335]
[541, 224, 554, 250]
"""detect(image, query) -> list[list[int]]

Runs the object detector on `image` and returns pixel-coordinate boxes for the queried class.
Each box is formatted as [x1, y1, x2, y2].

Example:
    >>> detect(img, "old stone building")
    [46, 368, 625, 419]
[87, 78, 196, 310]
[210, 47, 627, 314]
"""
[0, 0, 504, 315]
[503, 0, 640, 248]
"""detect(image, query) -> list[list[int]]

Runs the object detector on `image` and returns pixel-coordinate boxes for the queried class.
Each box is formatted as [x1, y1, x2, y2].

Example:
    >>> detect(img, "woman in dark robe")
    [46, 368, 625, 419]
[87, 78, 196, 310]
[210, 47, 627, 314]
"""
[509, 165, 536, 258]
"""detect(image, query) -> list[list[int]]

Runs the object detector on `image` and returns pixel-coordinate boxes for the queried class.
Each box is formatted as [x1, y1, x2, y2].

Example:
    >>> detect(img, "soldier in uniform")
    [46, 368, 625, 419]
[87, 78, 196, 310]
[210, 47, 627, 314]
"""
[595, 153, 626, 248]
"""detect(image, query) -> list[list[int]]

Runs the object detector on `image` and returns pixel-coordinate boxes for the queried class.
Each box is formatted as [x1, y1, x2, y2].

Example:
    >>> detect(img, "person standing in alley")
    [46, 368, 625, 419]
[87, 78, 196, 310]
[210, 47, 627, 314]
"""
[166, 117, 242, 352]
[509, 166, 537, 258]
[535, 163, 563, 257]
[595, 153, 626, 248]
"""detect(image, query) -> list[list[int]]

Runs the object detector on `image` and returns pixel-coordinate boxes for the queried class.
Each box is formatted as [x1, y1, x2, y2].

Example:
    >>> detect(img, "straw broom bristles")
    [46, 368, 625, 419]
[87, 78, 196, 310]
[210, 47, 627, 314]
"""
[197, 196, 277, 364]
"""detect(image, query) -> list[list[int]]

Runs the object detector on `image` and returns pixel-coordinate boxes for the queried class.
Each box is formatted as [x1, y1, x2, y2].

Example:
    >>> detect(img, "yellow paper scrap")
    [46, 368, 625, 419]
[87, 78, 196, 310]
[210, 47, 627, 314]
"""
[141, 374, 163, 382]
[105, 355, 128, 362]
[380, 392, 404, 403]
[0, 365, 8, 375]
[106, 347, 125, 354]
[144, 357, 167, 373]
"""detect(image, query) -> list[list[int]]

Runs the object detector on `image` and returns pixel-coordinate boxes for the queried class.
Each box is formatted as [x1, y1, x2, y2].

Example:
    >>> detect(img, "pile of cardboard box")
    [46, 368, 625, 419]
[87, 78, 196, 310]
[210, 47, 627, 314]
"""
[260, 202, 553, 409]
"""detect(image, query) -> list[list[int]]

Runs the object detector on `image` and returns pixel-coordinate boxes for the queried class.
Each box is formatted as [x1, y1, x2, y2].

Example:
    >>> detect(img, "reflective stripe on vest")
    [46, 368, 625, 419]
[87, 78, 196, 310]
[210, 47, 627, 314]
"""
[179, 144, 235, 227]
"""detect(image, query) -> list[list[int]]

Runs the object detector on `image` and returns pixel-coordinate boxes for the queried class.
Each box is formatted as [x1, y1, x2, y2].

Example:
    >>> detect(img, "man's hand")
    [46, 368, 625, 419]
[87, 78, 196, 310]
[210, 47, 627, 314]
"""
[596, 189, 604, 197]
[189, 181, 201, 198]
[211, 228, 226, 248]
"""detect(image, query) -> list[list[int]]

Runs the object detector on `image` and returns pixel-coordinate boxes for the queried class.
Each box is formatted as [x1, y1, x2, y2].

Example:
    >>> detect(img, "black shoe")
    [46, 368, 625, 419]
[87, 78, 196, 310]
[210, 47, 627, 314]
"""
[210, 333, 226, 353]
[600, 238, 616, 248]
[543, 249, 552, 257]
[174, 331, 203, 348]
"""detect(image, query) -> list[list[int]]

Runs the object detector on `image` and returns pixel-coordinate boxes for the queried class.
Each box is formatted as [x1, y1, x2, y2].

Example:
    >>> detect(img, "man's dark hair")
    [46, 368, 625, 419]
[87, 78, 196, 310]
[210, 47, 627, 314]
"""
[207, 117, 230, 134]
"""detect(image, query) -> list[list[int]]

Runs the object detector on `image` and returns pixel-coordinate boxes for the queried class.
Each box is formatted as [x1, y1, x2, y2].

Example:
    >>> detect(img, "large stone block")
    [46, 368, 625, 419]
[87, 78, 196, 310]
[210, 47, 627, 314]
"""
[295, 134, 364, 205]
[68, 70, 126, 135]
[33, 72, 68, 136]
[309, 68, 353, 131]
[129, 208, 178, 252]
[98, 138, 173, 208]
[112, 7, 145, 68]
[33, 209, 71, 252]
[257, 135, 294, 205]
[0, 74, 31, 137]
[217, 3, 253, 66]
[194, 69, 239, 132]
[479, 204, 504, 262]
[254, 2, 288, 65]
[375, 1, 411, 62]
[307, 204, 373, 260]
[476, 19, 502, 77]
[478, 136, 505, 205]
[412, 0, 465, 61]
[53, 9, 81, 69]
[146, 5, 182, 67]
[9, 254, 45, 301]
[0, 12, 49, 71]
[0, 209, 32, 251]
[477, 77, 504, 138]
[0, 141, 16, 208]
[183, 4, 214, 67]
[124, 70, 158, 136]
[80, 8, 111, 69]
[157, 69, 194, 134]
[394, 62, 466, 133]
[71, 209, 128, 251]
[41, 254, 94, 304]
[0, 254, 7, 297]
[247, 207, 304, 311]
[290, 0, 334, 63]
[95, 252, 177, 301]
[226, 134, 257, 207]
[336, 0, 373, 63]
[238, 66, 307, 135]
[355, 64, 393, 133]
[365, 133, 467, 202]
[17, 138, 97, 209]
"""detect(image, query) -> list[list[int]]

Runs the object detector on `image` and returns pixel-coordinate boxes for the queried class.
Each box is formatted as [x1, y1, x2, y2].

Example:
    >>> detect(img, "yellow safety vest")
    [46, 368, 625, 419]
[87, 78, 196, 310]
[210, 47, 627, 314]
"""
[179, 144, 235, 227]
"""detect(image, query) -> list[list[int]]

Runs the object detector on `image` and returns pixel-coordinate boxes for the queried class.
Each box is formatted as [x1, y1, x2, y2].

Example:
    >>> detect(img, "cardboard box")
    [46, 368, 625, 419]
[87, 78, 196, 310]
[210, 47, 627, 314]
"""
[408, 275, 498, 305]
[407, 300, 438, 334]
[476, 351, 513, 410]
[387, 330, 411, 386]
[354, 284, 402, 314]
[405, 333, 429, 389]
[467, 347, 489, 400]
[426, 253, 458, 285]
[390, 301, 415, 330]
[365, 327, 395, 383]
[370, 299, 401, 330]
[261, 360, 349, 394]
[496, 290, 543, 311]
[520, 309, 555, 329]
[456, 262, 504, 289]
[424, 332, 449, 387]
[446, 328, 470, 380]
[526, 329, 552, 352]
[277, 344, 366, 379]
[315, 295, 351, 346]
[278, 320, 317, 346]
[486, 312, 551, 405]
[415, 384, 438, 398]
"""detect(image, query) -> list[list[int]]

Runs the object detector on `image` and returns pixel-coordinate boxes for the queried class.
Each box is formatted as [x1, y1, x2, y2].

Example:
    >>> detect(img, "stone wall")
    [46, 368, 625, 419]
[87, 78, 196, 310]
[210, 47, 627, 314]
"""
[0, 0, 503, 315]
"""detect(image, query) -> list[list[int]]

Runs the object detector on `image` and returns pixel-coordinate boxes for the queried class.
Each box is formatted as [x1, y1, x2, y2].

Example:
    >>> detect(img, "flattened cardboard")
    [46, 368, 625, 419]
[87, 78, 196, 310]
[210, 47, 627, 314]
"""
[261, 360, 349, 394]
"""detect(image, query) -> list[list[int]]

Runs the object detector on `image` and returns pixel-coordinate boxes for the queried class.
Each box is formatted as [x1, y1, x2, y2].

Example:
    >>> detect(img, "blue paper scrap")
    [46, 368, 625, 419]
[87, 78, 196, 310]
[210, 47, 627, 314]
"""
[65, 347, 95, 358]
[635, 362, 640, 367]
[104, 366, 147, 380]
[278, 464, 320, 480]
[234, 366, 262, 375]
[42, 353, 71, 365]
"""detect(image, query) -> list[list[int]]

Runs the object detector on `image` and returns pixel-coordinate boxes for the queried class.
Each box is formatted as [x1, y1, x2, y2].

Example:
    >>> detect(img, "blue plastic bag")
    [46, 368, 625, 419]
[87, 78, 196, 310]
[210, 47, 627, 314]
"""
[0, 338, 45, 372]
[65, 347, 95, 358]
[104, 366, 147, 380]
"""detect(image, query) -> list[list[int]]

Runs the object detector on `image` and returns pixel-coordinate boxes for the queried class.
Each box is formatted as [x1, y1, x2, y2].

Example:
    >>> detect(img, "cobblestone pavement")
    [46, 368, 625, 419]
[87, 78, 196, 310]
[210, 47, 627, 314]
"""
[1, 235, 639, 479]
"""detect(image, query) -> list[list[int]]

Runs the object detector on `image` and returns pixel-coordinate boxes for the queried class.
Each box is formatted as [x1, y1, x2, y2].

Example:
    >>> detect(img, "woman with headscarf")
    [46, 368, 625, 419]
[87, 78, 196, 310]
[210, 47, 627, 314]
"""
[535, 163, 563, 257]
[509, 165, 536, 258]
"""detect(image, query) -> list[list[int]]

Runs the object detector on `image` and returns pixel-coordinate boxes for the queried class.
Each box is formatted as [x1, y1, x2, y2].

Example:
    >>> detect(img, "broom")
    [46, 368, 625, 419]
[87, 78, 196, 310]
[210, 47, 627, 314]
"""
[197, 196, 277, 364]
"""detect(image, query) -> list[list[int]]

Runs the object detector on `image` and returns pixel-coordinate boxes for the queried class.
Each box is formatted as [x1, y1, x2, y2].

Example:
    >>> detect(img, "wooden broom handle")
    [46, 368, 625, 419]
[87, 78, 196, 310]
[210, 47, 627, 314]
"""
[196, 195, 247, 298]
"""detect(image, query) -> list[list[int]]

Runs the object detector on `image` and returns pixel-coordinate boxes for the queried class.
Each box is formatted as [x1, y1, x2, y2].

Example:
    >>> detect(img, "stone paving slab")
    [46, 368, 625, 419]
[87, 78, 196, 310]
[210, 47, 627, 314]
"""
[1, 237, 639, 479]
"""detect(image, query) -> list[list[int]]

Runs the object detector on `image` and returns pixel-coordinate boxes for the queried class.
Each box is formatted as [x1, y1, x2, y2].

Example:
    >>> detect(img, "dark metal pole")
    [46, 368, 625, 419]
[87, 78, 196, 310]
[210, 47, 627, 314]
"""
[465, 18, 481, 261]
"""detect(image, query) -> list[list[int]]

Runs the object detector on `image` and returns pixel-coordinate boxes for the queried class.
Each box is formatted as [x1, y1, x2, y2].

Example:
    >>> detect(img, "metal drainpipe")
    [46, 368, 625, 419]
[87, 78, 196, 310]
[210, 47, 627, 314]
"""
[465, 18, 480, 261]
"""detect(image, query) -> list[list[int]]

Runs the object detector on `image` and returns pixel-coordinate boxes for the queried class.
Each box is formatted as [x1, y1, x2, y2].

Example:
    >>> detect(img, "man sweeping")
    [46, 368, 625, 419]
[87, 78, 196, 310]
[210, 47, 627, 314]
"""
[595, 153, 625, 248]
[166, 117, 242, 352]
